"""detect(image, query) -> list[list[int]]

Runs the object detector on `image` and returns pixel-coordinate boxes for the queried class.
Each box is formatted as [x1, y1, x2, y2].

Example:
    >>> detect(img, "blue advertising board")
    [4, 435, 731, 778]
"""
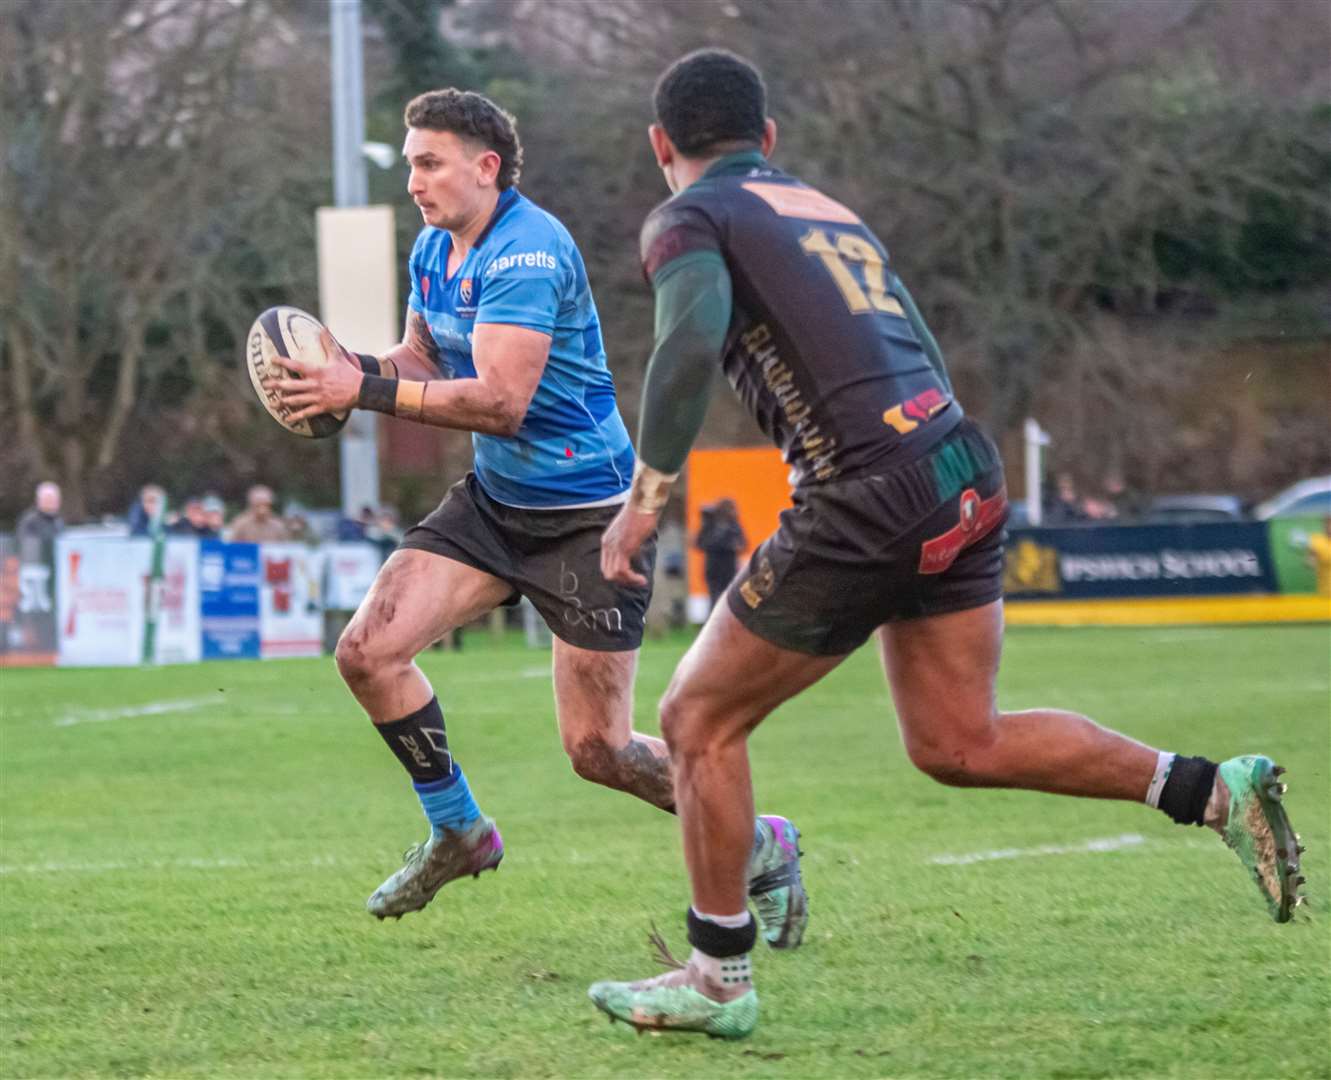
[1004, 522, 1278, 600]
[199, 540, 260, 659]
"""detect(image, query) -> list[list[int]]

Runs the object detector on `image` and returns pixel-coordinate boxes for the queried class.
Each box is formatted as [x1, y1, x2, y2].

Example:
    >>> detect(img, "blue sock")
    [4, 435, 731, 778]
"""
[413, 764, 482, 833]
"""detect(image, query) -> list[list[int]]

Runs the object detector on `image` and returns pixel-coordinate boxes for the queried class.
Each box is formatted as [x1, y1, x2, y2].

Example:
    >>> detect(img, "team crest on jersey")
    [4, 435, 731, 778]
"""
[459, 278, 472, 304]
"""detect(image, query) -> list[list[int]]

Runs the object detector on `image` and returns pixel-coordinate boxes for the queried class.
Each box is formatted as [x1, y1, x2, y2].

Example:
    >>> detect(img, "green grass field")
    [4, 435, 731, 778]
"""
[2, 625, 1328, 1079]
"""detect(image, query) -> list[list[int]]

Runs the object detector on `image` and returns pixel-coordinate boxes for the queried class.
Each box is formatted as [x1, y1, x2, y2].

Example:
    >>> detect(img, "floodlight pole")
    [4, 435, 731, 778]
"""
[331, 0, 369, 208]
[329, 0, 380, 518]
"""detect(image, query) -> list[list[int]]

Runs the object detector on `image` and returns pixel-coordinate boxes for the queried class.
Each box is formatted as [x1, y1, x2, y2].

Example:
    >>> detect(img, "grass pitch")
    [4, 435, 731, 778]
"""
[2, 625, 1328, 1078]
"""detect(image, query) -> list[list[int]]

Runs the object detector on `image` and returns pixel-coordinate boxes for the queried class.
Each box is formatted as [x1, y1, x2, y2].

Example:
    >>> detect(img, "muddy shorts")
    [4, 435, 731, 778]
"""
[400, 473, 655, 652]
[727, 419, 1008, 656]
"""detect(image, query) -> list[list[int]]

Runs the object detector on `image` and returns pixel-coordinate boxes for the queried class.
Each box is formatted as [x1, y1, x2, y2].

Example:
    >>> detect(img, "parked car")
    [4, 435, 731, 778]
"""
[1141, 494, 1245, 525]
[1252, 476, 1331, 520]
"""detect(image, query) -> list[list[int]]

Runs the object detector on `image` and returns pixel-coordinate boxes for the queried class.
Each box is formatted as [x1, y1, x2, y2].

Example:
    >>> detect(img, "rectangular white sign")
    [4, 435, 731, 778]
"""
[259, 543, 326, 659]
[56, 537, 148, 666]
[323, 542, 382, 611]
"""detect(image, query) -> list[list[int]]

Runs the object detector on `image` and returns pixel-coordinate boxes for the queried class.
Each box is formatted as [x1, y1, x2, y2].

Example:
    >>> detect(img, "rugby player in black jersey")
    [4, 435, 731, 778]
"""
[587, 49, 1304, 1039]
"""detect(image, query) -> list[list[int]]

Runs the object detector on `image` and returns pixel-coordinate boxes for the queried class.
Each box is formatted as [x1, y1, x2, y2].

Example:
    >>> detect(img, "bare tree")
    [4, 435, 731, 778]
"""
[0, 0, 331, 519]
[459, 0, 1331, 493]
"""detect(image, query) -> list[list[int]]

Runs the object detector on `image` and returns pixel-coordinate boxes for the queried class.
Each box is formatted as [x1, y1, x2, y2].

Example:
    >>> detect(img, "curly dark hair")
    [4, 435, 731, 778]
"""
[403, 89, 523, 190]
[653, 49, 767, 157]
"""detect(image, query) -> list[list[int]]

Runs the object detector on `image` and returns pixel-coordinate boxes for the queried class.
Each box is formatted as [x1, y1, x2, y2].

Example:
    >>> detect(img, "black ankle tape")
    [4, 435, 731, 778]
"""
[1158, 755, 1218, 827]
[686, 908, 756, 958]
[375, 697, 452, 782]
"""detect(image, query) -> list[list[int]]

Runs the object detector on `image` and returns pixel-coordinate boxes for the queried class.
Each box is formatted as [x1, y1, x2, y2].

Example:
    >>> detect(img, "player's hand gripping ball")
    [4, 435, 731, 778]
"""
[246, 306, 350, 438]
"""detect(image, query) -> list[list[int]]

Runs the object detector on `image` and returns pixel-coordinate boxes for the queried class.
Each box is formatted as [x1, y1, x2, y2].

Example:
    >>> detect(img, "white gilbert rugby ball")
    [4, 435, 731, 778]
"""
[246, 306, 349, 439]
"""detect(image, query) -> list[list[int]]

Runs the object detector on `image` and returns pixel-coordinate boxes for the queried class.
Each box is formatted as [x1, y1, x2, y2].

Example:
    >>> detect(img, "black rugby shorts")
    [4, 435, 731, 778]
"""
[726, 419, 1008, 656]
[399, 473, 655, 651]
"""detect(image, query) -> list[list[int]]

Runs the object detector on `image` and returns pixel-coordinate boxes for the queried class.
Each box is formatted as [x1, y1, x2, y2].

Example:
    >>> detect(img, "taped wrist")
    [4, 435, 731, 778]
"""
[375, 697, 452, 782]
[629, 460, 678, 514]
[358, 374, 398, 415]
[686, 907, 756, 958]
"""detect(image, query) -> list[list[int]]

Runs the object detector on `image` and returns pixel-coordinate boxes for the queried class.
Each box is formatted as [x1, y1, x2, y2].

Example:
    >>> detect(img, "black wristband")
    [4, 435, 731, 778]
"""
[358, 373, 398, 415]
[355, 353, 381, 376]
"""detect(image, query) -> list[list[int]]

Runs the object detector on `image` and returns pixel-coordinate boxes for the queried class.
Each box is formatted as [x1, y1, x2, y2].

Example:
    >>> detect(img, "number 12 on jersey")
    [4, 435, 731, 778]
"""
[799, 227, 906, 318]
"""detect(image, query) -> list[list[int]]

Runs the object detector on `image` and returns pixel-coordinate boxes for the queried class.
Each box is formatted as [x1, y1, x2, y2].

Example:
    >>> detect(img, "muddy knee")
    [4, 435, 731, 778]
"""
[566, 735, 619, 785]
[565, 735, 674, 810]
[335, 625, 383, 693]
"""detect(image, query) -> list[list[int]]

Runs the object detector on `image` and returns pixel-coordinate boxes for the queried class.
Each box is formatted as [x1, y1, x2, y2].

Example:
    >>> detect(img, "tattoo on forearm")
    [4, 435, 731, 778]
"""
[406, 310, 445, 372]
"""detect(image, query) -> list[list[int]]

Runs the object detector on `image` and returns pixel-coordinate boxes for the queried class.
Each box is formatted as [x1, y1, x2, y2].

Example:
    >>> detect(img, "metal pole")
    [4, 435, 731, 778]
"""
[331, 0, 368, 208]
[1024, 417, 1050, 527]
[329, 0, 379, 518]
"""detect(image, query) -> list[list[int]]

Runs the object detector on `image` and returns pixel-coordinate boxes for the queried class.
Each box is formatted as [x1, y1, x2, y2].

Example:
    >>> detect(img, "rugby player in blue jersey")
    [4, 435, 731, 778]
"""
[586, 50, 1304, 1038]
[267, 89, 807, 941]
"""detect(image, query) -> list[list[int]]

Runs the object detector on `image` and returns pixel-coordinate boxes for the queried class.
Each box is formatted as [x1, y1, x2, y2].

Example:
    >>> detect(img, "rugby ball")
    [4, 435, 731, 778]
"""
[246, 306, 350, 439]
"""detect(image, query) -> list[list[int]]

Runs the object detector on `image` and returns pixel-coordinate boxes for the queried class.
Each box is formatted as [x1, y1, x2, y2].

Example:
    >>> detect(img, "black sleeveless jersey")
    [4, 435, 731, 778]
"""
[640, 155, 960, 486]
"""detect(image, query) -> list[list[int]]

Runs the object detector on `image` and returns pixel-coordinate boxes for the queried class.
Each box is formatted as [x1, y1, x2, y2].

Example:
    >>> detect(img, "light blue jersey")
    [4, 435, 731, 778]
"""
[407, 188, 635, 508]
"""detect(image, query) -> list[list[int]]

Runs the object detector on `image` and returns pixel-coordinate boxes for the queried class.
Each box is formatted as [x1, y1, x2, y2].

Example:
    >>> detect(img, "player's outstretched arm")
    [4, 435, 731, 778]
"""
[270, 318, 549, 437]
[355, 320, 549, 436]
[601, 252, 732, 586]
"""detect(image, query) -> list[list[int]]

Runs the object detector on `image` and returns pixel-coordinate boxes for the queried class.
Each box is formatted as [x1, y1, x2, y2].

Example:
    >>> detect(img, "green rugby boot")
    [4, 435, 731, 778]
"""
[748, 814, 808, 948]
[1217, 756, 1305, 922]
[366, 815, 503, 919]
[588, 949, 758, 1039]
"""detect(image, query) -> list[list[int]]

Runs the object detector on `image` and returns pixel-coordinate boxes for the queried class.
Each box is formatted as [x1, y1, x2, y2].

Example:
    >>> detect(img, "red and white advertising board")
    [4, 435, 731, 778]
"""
[258, 543, 326, 659]
[56, 537, 201, 666]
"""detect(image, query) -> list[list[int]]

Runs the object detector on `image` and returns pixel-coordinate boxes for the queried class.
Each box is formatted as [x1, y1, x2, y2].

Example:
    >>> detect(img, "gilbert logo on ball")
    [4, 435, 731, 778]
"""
[246, 306, 349, 439]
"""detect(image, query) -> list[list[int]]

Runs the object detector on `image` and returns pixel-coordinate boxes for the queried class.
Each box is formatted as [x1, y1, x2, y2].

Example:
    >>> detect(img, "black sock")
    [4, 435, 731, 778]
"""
[375, 697, 452, 782]
[1157, 755, 1218, 826]
[686, 908, 757, 958]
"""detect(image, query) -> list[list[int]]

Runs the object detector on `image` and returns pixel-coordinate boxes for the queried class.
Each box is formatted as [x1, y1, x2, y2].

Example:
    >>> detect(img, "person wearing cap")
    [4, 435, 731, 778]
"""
[227, 485, 291, 543]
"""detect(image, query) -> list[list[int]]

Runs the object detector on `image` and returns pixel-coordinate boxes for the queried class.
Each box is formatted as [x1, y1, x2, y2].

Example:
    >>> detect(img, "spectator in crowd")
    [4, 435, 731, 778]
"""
[646, 518, 688, 637]
[366, 506, 403, 560]
[284, 504, 316, 545]
[1044, 472, 1090, 525]
[200, 494, 226, 537]
[1106, 470, 1139, 520]
[338, 504, 376, 542]
[16, 481, 64, 563]
[167, 497, 219, 538]
[694, 498, 748, 614]
[227, 484, 291, 543]
[127, 483, 167, 536]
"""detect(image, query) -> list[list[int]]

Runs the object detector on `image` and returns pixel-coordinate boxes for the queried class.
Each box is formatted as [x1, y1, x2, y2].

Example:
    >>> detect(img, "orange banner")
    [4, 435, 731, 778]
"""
[685, 447, 792, 613]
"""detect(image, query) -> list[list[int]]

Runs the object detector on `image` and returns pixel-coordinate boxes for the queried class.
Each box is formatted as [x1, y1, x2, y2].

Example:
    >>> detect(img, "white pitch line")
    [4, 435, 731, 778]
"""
[929, 832, 1147, 866]
[0, 854, 347, 876]
[54, 697, 226, 728]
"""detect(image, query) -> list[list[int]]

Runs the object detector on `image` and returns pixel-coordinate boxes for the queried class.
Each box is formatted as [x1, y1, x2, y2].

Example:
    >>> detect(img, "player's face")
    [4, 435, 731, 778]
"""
[403, 128, 499, 231]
